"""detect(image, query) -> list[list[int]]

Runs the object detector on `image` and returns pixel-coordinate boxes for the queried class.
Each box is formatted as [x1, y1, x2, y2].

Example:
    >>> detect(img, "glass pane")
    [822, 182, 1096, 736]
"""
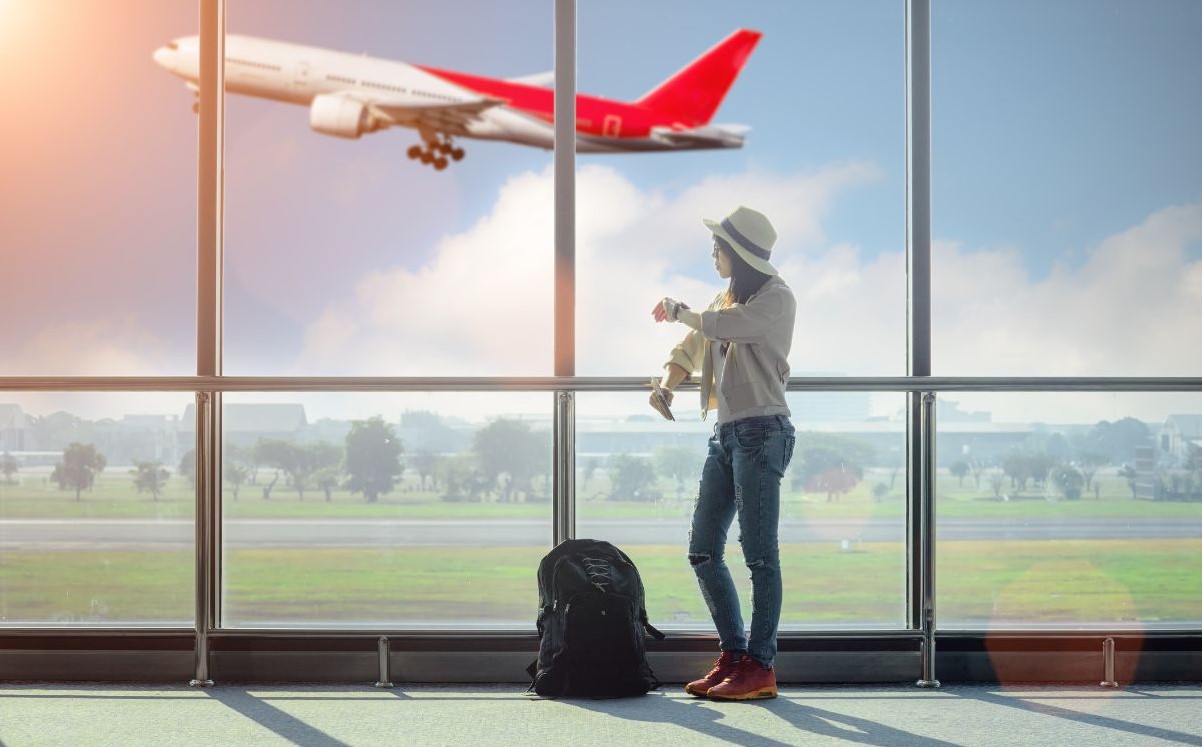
[937, 392, 1202, 629]
[576, 1, 906, 377]
[932, 1, 1202, 375]
[220, 392, 551, 628]
[0, 3, 197, 375]
[221, 1, 553, 375]
[0, 393, 194, 625]
[576, 391, 907, 630]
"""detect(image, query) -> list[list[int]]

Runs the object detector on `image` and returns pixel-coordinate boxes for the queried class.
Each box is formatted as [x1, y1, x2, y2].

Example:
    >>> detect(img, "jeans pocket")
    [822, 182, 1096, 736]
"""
[783, 434, 796, 470]
[734, 422, 784, 451]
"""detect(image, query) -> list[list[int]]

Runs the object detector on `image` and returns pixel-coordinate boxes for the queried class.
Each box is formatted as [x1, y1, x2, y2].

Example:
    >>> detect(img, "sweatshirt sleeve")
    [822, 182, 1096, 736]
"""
[699, 288, 787, 344]
[663, 326, 705, 376]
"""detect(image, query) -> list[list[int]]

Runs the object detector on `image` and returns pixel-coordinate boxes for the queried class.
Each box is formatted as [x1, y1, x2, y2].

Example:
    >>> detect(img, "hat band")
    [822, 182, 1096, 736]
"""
[720, 218, 771, 261]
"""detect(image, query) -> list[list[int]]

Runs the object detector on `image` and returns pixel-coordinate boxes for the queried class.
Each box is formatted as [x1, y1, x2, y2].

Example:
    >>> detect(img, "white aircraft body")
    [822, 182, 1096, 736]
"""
[153, 31, 760, 170]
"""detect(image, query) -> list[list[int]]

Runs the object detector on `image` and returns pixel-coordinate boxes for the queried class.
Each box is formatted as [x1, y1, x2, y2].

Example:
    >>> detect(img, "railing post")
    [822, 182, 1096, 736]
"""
[375, 636, 394, 688]
[553, 391, 576, 545]
[917, 391, 940, 688]
[190, 391, 216, 687]
[1101, 637, 1118, 688]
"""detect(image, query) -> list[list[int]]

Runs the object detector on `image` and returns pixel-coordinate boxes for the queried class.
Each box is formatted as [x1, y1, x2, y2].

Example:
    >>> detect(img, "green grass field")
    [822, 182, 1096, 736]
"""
[2, 541, 1199, 627]
[2, 469, 1199, 521]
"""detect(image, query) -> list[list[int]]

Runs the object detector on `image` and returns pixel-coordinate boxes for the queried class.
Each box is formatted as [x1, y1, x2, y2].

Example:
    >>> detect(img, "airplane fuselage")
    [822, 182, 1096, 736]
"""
[154, 33, 754, 164]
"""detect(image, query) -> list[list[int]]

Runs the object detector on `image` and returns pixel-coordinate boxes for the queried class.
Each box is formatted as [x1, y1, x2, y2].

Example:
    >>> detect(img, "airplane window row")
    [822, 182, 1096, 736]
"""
[327, 75, 357, 85]
[227, 57, 281, 72]
[364, 80, 406, 94]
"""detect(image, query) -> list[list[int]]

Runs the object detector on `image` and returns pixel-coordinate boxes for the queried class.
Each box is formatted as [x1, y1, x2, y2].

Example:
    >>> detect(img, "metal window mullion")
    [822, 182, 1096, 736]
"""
[192, 0, 224, 687]
[906, 0, 934, 668]
[552, 0, 576, 546]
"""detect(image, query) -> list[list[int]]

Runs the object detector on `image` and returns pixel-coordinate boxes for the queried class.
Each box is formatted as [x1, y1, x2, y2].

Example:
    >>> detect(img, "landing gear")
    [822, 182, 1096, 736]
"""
[409, 133, 464, 170]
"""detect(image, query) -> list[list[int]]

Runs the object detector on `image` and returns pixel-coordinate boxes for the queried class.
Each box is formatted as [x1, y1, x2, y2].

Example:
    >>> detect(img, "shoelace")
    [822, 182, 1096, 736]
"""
[708, 655, 738, 679]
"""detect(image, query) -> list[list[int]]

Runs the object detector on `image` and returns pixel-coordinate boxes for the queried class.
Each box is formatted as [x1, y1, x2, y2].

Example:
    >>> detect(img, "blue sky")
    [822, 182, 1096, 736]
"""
[1, 0, 1199, 416]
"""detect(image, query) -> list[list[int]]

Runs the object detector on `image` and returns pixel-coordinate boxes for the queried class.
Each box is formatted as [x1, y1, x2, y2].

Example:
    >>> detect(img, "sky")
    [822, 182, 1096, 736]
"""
[0, 0, 1199, 423]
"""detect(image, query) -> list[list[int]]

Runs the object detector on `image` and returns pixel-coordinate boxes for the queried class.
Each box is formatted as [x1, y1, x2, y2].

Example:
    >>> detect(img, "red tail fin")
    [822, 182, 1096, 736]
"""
[635, 29, 762, 125]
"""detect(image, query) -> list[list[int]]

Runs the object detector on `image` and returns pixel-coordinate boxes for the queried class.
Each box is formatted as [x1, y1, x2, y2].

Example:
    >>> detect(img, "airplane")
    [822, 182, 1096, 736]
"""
[153, 29, 761, 170]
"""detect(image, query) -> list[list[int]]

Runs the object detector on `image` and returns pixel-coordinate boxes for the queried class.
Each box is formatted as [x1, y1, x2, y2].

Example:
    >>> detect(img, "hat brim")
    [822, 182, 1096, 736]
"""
[704, 218, 778, 276]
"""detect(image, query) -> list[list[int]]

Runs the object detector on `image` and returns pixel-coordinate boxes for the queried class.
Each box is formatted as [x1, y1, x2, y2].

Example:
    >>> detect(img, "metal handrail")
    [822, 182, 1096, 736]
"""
[0, 376, 1199, 392]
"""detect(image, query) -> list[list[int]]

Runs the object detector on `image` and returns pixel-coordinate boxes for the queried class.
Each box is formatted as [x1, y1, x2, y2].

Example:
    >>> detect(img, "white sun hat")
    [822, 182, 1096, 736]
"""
[703, 205, 779, 276]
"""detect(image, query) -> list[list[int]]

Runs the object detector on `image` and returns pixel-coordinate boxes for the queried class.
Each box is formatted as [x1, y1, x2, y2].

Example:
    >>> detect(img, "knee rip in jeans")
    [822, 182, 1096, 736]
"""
[746, 557, 771, 570]
[688, 553, 711, 567]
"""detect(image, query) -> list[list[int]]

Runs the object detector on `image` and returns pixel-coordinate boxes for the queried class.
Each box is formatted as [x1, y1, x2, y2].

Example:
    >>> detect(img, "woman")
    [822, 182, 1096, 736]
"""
[651, 205, 796, 701]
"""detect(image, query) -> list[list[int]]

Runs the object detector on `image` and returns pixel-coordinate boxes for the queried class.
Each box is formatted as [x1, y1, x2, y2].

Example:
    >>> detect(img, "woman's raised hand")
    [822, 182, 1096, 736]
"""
[652, 299, 669, 323]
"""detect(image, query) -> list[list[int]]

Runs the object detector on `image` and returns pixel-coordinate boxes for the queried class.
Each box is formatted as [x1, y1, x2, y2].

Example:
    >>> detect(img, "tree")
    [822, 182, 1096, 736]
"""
[292, 442, 341, 501]
[224, 462, 250, 502]
[791, 433, 872, 502]
[654, 445, 697, 500]
[1075, 452, 1109, 493]
[411, 449, 442, 491]
[989, 470, 1006, 500]
[253, 439, 295, 500]
[312, 465, 341, 502]
[968, 458, 987, 490]
[580, 456, 602, 495]
[438, 453, 485, 502]
[1085, 417, 1152, 464]
[950, 460, 970, 488]
[0, 452, 18, 484]
[472, 418, 548, 502]
[1118, 464, 1139, 499]
[872, 482, 889, 502]
[1051, 465, 1084, 501]
[344, 416, 403, 503]
[178, 449, 196, 486]
[51, 443, 106, 501]
[131, 461, 170, 501]
[608, 454, 658, 502]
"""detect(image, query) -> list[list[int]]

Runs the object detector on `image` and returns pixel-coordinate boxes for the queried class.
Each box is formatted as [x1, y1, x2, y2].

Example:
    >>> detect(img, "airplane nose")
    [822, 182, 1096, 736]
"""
[153, 46, 171, 68]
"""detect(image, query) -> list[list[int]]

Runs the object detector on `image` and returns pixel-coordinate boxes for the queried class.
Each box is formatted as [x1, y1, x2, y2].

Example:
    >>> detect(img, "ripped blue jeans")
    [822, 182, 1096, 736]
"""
[688, 414, 795, 669]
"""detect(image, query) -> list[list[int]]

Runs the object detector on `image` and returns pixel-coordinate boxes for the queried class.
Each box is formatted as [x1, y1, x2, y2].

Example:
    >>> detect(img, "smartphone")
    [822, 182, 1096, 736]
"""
[649, 379, 675, 421]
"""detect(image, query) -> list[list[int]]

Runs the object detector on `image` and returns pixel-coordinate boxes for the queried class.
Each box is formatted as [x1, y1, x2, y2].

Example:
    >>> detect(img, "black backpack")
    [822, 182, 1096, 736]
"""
[527, 539, 666, 697]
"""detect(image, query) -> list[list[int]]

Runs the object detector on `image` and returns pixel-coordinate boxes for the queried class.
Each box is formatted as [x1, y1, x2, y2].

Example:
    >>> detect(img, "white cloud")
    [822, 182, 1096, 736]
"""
[292, 161, 885, 381]
[291, 163, 1202, 423]
[0, 317, 177, 377]
[933, 202, 1202, 377]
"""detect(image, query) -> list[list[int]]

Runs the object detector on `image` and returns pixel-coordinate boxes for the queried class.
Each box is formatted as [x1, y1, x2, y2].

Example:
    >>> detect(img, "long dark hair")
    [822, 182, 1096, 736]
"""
[716, 235, 772, 307]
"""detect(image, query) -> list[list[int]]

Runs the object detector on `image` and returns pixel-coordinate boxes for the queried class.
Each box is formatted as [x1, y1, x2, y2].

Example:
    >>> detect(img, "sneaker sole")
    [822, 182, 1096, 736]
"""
[683, 684, 712, 697]
[707, 687, 778, 701]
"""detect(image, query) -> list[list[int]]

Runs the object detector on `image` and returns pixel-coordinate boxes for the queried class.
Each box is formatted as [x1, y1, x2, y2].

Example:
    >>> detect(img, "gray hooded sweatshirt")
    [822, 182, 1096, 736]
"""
[662, 275, 796, 422]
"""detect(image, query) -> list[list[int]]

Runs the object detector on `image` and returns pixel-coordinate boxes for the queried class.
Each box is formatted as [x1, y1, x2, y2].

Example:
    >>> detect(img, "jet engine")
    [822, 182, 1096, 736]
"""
[309, 94, 377, 139]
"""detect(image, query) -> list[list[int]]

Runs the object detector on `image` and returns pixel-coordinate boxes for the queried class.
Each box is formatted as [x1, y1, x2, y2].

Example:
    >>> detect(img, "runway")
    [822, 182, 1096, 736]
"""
[1, 517, 1198, 549]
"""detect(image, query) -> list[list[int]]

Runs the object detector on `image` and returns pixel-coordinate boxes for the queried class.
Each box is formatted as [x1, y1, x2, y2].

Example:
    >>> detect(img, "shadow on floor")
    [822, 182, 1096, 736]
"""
[560, 691, 967, 747]
[951, 688, 1202, 747]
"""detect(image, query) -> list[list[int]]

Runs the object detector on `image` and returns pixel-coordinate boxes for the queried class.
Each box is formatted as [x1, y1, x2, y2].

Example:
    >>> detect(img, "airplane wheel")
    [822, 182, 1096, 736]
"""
[407, 145, 422, 160]
[451, 148, 465, 161]
[438, 142, 452, 154]
[434, 157, 449, 171]
[420, 152, 433, 164]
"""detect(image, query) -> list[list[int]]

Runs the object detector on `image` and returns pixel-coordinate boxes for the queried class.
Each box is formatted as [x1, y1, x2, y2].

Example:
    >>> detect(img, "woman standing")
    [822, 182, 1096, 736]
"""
[651, 206, 796, 701]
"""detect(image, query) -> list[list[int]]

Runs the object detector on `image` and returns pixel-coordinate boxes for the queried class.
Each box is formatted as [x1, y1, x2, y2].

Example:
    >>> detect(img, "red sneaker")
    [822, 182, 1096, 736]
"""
[706, 656, 777, 701]
[684, 651, 742, 697]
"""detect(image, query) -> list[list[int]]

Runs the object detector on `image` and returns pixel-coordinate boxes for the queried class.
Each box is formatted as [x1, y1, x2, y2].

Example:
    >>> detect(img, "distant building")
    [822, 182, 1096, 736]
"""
[938, 399, 991, 423]
[179, 403, 308, 452]
[0, 404, 30, 452]
[1158, 414, 1202, 470]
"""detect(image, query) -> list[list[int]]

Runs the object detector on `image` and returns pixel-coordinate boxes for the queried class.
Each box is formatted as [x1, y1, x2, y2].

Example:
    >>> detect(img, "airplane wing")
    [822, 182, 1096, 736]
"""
[353, 94, 505, 135]
[650, 124, 749, 149]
